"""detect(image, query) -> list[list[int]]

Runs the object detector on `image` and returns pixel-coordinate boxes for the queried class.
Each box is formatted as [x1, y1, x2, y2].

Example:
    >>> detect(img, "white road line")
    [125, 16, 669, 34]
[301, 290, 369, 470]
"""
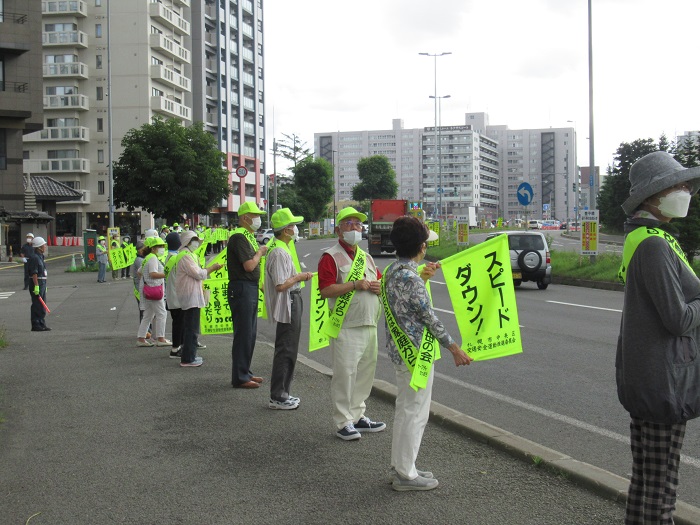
[546, 300, 622, 313]
[303, 253, 311, 258]
[433, 307, 453, 314]
[434, 371, 700, 469]
[0, 292, 15, 299]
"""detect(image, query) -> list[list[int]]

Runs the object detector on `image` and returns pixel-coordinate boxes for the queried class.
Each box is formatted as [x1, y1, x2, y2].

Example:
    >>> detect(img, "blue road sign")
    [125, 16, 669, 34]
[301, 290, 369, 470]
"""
[543, 203, 550, 211]
[438, 187, 444, 194]
[517, 182, 534, 206]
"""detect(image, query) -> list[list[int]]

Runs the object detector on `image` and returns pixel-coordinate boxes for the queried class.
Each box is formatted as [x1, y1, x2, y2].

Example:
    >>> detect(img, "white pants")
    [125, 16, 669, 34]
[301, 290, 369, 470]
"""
[138, 298, 166, 339]
[391, 362, 434, 480]
[330, 325, 378, 429]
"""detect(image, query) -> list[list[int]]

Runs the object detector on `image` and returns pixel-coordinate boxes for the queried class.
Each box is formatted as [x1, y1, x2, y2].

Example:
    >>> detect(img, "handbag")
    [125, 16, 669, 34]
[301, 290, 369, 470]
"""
[143, 283, 164, 301]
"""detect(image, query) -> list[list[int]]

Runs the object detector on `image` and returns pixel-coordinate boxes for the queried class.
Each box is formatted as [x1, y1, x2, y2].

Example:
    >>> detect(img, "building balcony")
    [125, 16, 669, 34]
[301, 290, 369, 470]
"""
[43, 93, 89, 110]
[205, 31, 216, 47]
[58, 189, 90, 205]
[150, 65, 191, 92]
[243, 146, 256, 158]
[149, 2, 190, 36]
[242, 23, 253, 39]
[42, 1, 88, 17]
[242, 97, 254, 110]
[149, 33, 190, 64]
[206, 112, 218, 126]
[243, 121, 255, 135]
[242, 0, 254, 14]
[24, 126, 90, 142]
[25, 158, 90, 174]
[242, 71, 254, 86]
[173, 0, 190, 8]
[42, 30, 88, 48]
[241, 47, 254, 63]
[43, 62, 89, 79]
[151, 96, 191, 121]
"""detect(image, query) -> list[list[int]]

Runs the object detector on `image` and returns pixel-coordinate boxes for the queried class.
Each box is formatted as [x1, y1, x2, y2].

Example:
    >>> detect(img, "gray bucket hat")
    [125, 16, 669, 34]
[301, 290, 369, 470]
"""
[622, 151, 700, 215]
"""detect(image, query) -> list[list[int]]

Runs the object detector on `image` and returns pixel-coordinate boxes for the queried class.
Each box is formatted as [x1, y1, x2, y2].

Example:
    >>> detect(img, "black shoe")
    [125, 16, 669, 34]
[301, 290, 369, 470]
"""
[31, 326, 51, 332]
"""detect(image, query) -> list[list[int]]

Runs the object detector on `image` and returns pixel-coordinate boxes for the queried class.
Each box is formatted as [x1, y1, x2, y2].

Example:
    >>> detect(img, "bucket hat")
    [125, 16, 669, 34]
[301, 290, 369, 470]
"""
[271, 208, 304, 230]
[336, 206, 367, 224]
[179, 230, 199, 248]
[622, 151, 700, 215]
[238, 201, 266, 216]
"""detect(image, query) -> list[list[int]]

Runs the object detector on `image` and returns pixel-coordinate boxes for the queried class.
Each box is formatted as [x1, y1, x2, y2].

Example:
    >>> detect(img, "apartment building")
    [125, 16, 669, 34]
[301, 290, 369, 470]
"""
[23, 0, 265, 238]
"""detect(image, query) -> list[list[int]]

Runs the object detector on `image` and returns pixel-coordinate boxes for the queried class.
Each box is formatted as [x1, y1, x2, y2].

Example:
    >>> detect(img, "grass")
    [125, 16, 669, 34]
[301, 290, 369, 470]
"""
[0, 325, 7, 349]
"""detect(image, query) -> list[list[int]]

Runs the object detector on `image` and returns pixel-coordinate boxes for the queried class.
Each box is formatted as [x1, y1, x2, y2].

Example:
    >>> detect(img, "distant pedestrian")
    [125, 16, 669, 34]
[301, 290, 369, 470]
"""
[617, 151, 700, 524]
[382, 216, 471, 491]
[264, 208, 312, 410]
[20, 232, 34, 290]
[136, 237, 171, 348]
[164, 231, 183, 359]
[27, 236, 50, 332]
[96, 236, 108, 283]
[120, 236, 132, 279]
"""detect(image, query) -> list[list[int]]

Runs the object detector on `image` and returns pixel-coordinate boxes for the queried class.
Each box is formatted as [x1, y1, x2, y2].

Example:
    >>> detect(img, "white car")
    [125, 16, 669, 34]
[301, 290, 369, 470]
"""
[255, 229, 274, 244]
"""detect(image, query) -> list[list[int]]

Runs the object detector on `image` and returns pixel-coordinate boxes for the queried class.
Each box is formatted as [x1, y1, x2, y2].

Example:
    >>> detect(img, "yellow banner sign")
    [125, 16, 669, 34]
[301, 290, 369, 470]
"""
[107, 244, 137, 270]
[457, 222, 469, 246]
[308, 273, 330, 351]
[441, 235, 522, 361]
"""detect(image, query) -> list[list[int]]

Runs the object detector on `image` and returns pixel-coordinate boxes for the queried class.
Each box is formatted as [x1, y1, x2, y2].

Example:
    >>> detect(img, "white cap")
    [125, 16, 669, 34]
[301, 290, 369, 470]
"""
[144, 228, 158, 238]
[26, 232, 34, 238]
[32, 236, 47, 247]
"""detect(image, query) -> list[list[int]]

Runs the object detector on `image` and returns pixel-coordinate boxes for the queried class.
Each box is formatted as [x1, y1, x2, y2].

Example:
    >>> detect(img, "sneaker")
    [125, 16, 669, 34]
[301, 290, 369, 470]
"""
[169, 346, 182, 359]
[180, 357, 203, 367]
[288, 395, 300, 405]
[269, 398, 299, 410]
[336, 424, 361, 441]
[388, 467, 434, 483]
[196, 341, 207, 349]
[392, 474, 439, 492]
[354, 416, 386, 433]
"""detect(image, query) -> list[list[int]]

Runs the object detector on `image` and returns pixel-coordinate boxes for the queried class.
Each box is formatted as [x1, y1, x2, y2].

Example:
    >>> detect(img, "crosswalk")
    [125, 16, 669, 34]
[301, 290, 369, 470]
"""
[0, 291, 16, 300]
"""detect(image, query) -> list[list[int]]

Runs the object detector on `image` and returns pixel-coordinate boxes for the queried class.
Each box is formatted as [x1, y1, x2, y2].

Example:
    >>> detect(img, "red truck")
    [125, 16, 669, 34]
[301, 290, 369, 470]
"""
[367, 199, 408, 257]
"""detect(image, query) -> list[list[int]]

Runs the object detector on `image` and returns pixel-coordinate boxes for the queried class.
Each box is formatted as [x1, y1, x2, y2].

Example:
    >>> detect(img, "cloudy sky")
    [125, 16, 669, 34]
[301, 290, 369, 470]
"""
[264, 0, 699, 175]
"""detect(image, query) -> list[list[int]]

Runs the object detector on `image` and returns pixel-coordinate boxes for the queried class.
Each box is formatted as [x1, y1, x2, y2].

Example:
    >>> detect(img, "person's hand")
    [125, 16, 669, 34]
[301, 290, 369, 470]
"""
[420, 261, 441, 282]
[33, 285, 40, 296]
[368, 280, 381, 295]
[449, 343, 472, 367]
[354, 279, 369, 291]
[258, 245, 268, 257]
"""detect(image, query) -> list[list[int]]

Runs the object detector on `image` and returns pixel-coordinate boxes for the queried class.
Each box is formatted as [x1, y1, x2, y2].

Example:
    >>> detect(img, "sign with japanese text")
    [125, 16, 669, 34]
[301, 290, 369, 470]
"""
[427, 221, 440, 247]
[580, 210, 599, 255]
[441, 235, 522, 361]
[308, 273, 329, 351]
[309, 222, 321, 237]
[108, 243, 137, 270]
[457, 222, 469, 246]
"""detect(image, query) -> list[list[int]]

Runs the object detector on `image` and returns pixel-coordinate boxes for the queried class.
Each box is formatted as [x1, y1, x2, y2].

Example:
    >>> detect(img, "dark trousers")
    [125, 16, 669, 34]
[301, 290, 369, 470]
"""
[180, 307, 201, 364]
[168, 307, 184, 348]
[270, 292, 302, 401]
[23, 263, 30, 289]
[29, 281, 47, 328]
[229, 280, 259, 386]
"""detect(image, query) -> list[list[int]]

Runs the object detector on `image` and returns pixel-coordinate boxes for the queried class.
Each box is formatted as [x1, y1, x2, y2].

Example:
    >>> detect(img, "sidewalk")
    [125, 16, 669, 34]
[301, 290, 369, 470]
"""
[0, 254, 697, 524]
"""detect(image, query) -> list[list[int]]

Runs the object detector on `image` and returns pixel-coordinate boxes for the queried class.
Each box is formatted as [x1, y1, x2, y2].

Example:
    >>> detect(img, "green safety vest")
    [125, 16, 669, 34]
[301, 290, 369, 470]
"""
[618, 226, 692, 284]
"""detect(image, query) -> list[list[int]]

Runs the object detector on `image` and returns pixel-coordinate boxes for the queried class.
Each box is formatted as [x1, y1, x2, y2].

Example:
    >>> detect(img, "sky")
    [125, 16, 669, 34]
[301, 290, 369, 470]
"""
[263, 0, 700, 176]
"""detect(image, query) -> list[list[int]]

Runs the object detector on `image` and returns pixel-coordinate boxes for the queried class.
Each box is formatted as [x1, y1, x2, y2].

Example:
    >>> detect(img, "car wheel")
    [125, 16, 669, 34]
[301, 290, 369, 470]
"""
[262, 238, 269, 245]
[537, 280, 549, 290]
[514, 279, 522, 287]
[518, 249, 542, 273]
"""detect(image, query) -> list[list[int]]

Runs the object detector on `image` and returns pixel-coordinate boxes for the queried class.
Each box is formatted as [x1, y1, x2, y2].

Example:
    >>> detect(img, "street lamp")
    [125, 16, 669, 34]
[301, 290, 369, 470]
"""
[430, 94, 450, 222]
[419, 51, 451, 221]
[332, 149, 338, 217]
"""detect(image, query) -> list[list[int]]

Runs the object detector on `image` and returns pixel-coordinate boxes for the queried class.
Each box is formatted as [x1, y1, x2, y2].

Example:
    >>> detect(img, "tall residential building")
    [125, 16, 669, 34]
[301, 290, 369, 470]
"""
[23, 0, 265, 238]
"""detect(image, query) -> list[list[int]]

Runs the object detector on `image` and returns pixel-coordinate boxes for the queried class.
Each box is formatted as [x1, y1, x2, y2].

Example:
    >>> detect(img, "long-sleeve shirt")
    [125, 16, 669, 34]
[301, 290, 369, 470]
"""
[174, 250, 208, 310]
[265, 244, 299, 324]
[383, 258, 455, 365]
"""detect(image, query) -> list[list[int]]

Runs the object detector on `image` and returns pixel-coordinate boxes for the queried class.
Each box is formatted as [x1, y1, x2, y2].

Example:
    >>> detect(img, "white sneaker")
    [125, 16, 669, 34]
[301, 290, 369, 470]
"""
[392, 474, 439, 492]
[269, 398, 299, 410]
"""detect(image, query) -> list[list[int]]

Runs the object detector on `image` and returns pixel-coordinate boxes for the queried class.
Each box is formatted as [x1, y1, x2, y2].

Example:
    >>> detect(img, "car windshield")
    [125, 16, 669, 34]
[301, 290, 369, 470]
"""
[508, 235, 544, 251]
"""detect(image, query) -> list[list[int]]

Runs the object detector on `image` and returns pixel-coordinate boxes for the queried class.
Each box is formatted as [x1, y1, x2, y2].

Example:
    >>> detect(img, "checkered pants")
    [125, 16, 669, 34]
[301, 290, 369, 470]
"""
[625, 417, 686, 525]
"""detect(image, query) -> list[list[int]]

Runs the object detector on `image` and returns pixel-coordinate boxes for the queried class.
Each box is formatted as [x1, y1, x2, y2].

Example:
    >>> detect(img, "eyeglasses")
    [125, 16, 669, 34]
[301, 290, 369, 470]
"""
[340, 221, 363, 229]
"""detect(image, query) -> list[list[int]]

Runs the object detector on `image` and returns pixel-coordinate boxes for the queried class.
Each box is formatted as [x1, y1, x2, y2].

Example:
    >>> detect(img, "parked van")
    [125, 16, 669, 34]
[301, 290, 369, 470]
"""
[528, 220, 543, 230]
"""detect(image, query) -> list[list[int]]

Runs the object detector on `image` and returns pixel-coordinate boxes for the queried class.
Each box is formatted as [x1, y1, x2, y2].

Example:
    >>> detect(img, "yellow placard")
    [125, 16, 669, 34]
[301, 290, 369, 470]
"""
[428, 221, 440, 247]
[308, 273, 330, 351]
[457, 222, 469, 246]
[441, 235, 522, 361]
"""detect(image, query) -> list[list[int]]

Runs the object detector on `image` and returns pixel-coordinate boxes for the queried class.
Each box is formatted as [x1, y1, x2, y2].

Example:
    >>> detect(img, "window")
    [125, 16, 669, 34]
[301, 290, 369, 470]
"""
[96, 86, 103, 100]
[151, 87, 164, 97]
[97, 118, 103, 132]
[98, 181, 105, 195]
[97, 149, 104, 163]
[151, 56, 163, 66]
[47, 118, 79, 127]
[48, 150, 79, 159]
[46, 86, 77, 95]
[64, 181, 80, 190]
[95, 0, 102, 5]
[0, 129, 6, 170]
[95, 24, 102, 38]
[45, 23, 77, 32]
[96, 55, 102, 69]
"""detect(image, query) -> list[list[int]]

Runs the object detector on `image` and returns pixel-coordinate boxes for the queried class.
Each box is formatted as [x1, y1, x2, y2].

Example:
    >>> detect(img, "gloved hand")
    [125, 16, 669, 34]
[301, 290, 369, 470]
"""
[33, 285, 40, 296]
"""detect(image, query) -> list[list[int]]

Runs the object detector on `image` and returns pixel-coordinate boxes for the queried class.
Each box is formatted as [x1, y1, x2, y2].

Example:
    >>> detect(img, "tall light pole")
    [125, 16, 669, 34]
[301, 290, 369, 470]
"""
[107, 0, 114, 228]
[430, 94, 450, 222]
[588, 0, 596, 211]
[332, 148, 337, 217]
[419, 51, 451, 220]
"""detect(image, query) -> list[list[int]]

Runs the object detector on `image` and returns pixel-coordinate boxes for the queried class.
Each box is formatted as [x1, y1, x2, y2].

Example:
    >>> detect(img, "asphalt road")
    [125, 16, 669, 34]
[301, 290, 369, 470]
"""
[279, 236, 700, 509]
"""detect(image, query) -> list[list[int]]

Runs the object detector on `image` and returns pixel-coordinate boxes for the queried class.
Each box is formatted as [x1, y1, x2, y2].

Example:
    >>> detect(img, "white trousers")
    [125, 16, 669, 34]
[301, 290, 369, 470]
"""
[330, 325, 378, 429]
[138, 298, 166, 339]
[391, 362, 434, 480]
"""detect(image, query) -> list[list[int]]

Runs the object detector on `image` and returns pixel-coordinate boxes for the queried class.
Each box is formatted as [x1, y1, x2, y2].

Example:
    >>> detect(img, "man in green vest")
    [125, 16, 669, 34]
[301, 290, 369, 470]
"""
[228, 201, 268, 389]
[318, 206, 385, 440]
[617, 151, 700, 524]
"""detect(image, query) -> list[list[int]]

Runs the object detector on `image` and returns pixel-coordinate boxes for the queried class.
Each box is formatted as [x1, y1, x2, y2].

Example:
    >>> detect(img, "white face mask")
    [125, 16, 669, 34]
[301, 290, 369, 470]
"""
[292, 225, 299, 241]
[189, 241, 200, 251]
[249, 216, 262, 231]
[26, 238, 32, 244]
[155, 247, 165, 256]
[342, 230, 362, 246]
[658, 190, 692, 218]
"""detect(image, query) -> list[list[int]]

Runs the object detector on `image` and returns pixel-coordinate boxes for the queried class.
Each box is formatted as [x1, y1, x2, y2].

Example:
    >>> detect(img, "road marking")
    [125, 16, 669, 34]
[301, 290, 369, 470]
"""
[434, 371, 700, 469]
[547, 300, 622, 313]
[0, 291, 16, 299]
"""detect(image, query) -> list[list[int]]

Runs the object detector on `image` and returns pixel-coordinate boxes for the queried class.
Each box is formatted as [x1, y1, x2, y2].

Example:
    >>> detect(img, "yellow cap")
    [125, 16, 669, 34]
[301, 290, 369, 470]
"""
[336, 206, 367, 224]
[271, 208, 303, 229]
[238, 201, 266, 215]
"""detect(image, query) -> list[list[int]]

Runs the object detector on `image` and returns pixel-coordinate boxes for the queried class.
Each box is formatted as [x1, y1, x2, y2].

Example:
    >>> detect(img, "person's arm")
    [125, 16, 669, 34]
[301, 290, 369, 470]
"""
[269, 250, 311, 292]
[242, 245, 268, 273]
[145, 257, 166, 280]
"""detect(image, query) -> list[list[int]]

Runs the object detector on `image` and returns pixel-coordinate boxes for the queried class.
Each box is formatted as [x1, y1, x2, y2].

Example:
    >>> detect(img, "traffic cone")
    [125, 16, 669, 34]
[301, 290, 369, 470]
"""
[8, 246, 13, 262]
[70, 254, 76, 271]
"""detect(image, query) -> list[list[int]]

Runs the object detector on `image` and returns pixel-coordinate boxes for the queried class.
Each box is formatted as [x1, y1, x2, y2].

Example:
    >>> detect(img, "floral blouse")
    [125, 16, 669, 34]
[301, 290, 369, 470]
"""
[383, 258, 455, 365]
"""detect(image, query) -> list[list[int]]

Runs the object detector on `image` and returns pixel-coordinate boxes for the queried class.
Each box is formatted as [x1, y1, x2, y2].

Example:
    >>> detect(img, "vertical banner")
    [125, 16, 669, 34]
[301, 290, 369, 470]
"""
[83, 229, 97, 265]
[457, 222, 469, 246]
[427, 221, 440, 247]
[580, 210, 599, 256]
[441, 235, 522, 361]
[309, 222, 321, 237]
[308, 273, 330, 351]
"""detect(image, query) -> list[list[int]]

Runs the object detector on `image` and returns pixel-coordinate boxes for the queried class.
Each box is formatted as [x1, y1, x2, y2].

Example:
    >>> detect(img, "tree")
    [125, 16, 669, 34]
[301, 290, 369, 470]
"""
[113, 118, 230, 223]
[351, 155, 398, 202]
[598, 138, 657, 232]
[276, 132, 312, 169]
[288, 157, 334, 221]
[673, 136, 700, 261]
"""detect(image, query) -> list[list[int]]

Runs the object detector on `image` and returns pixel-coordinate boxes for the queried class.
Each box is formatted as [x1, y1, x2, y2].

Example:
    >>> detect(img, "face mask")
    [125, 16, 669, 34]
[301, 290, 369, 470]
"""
[189, 241, 200, 251]
[26, 238, 32, 244]
[249, 216, 262, 231]
[342, 230, 362, 246]
[292, 225, 299, 241]
[658, 190, 692, 218]
[155, 247, 165, 256]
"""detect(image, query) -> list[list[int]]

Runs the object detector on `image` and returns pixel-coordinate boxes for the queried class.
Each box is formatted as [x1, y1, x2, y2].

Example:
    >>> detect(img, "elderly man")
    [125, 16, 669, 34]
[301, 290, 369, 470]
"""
[20, 232, 35, 290]
[28, 236, 50, 332]
[264, 208, 313, 409]
[228, 201, 268, 388]
[617, 151, 700, 524]
[318, 207, 385, 440]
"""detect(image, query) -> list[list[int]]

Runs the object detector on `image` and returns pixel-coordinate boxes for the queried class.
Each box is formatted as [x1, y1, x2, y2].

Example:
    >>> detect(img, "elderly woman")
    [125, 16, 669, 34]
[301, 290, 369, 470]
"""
[382, 216, 472, 492]
[173, 230, 222, 367]
[137, 236, 171, 347]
